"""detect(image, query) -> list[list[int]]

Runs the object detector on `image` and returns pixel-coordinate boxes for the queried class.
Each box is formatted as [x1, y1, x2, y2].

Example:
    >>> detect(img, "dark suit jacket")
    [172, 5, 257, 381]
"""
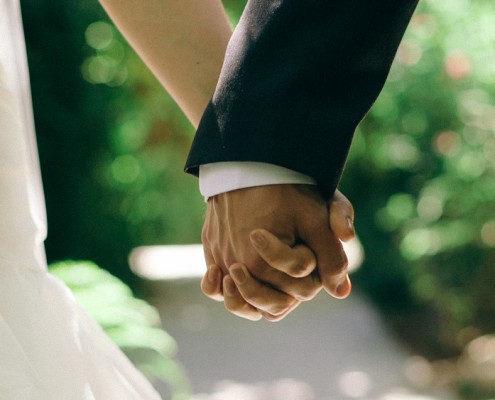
[185, 0, 419, 198]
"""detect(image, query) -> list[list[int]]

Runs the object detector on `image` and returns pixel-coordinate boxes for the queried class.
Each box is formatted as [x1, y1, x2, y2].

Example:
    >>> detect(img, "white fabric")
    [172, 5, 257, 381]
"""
[199, 161, 316, 198]
[0, 1, 160, 398]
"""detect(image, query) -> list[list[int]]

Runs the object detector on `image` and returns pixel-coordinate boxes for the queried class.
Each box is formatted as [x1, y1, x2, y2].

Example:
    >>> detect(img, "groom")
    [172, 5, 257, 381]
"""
[99, 0, 418, 320]
[185, 0, 419, 318]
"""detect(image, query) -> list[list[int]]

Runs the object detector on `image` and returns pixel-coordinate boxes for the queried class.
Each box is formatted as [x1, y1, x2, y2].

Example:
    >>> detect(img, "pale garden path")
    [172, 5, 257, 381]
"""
[134, 244, 453, 400]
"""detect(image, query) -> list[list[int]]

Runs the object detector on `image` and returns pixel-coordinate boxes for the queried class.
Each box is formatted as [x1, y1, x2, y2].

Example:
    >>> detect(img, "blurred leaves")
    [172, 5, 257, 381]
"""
[23, 0, 205, 282]
[344, 0, 495, 373]
[50, 260, 191, 400]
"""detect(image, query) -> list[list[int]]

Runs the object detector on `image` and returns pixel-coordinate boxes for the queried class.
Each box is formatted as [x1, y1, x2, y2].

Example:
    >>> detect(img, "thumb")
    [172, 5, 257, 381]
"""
[329, 190, 355, 242]
[298, 218, 351, 299]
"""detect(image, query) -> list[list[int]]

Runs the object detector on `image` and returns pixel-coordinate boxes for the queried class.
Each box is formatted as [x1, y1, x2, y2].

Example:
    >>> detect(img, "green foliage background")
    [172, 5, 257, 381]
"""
[22, 0, 207, 284]
[21, 0, 495, 397]
[346, 0, 495, 357]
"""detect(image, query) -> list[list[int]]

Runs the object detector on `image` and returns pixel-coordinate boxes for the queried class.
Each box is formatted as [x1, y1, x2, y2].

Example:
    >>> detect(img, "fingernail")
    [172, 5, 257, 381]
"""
[336, 277, 351, 298]
[250, 231, 266, 248]
[230, 265, 247, 284]
[223, 277, 237, 297]
[208, 266, 219, 283]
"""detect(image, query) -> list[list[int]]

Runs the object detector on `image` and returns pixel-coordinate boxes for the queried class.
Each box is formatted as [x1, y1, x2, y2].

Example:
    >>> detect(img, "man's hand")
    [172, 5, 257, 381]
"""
[200, 185, 355, 321]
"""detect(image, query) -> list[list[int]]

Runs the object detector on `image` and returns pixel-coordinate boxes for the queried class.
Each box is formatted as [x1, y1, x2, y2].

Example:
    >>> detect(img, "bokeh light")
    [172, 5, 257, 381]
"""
[337, 370, 372, 398]
[85, 21, 114, 50]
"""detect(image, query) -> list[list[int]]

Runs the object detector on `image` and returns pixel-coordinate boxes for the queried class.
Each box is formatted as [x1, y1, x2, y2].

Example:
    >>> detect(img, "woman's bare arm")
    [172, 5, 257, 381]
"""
[99, 0, 232, 127]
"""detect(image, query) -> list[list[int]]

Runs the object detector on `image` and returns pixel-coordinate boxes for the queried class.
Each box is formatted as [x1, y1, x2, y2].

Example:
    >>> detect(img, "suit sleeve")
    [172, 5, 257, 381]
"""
[185, 0, 419, 198]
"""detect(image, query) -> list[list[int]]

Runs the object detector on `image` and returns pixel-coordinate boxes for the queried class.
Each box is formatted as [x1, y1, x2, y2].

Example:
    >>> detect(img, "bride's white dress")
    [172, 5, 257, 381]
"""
[0, 1, 161, 398]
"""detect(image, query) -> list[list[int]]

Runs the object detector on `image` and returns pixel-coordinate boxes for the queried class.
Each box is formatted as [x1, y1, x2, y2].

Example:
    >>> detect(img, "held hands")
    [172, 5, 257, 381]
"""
[200, 185, 355, 321]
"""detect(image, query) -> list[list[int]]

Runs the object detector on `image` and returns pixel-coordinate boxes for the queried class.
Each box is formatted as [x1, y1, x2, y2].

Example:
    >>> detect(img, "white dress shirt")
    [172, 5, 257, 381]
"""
[199, 162, 316, 198]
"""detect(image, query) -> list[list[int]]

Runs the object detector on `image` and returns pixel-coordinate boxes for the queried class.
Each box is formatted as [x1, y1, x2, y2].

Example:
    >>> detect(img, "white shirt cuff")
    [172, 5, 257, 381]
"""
[199, 162, 316, 198]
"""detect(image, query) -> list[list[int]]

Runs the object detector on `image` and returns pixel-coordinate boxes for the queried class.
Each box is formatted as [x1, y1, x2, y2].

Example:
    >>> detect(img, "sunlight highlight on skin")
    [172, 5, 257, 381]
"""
[129, 239, 364, 280]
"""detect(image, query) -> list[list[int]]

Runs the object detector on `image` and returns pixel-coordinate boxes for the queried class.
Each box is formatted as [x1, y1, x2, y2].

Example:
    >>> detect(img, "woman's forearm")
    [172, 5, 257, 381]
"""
[99, 0, 232, 127]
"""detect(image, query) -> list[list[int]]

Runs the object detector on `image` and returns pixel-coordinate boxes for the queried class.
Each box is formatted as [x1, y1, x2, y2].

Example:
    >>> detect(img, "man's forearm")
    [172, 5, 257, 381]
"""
[99, 0, 232, 127]
[186, 0, 419, 197]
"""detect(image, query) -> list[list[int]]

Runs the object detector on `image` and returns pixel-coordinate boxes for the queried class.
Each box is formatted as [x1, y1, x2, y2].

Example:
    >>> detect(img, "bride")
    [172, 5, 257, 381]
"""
[0, 1, 161, 398]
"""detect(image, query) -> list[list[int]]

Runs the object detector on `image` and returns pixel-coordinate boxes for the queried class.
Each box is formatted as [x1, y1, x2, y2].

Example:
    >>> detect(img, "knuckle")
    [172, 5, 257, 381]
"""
[295, 285, 321, 301]
[242, 291, 287, 316]
[287, 259, 314, 278]
[267, 299, 298, 317]
[262, 300, 298, 321]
